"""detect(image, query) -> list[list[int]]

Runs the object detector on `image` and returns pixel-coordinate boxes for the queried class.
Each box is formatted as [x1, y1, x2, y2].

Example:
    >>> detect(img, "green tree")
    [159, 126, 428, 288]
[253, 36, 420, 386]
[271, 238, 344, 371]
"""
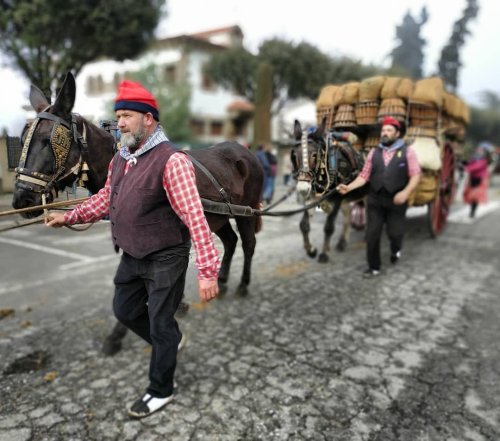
[128, 65, 192, 144]
[0, 0, 165, 99]
[205, 38, 380, 113]
[438, 0, 479, 92]
[390, 7, 428, 79]
[467, 91, 500, 146]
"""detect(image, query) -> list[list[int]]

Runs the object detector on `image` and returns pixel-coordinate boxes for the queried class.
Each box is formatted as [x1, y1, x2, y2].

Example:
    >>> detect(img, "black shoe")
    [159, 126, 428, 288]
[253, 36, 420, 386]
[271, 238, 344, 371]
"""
[128, 393, 174, 419]
[390, 251, 401, 264]
[363, 268, 380, 278]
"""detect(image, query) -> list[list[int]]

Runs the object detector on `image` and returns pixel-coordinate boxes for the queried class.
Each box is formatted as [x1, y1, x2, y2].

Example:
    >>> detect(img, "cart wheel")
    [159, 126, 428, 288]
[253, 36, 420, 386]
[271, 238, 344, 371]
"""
[428, 142, 456, 237]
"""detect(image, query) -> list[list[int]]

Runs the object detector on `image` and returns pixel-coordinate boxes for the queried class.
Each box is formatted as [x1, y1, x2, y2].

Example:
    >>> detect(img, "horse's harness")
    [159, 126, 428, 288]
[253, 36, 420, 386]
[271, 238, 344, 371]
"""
[15, 107, 90, 202]
[295, 130, 364, 196]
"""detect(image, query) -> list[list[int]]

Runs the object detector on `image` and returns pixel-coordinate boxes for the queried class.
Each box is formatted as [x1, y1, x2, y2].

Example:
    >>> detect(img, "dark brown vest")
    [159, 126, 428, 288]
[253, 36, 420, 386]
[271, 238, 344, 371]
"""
[109, 142, 190, 258]
[370, 145, 409, 195]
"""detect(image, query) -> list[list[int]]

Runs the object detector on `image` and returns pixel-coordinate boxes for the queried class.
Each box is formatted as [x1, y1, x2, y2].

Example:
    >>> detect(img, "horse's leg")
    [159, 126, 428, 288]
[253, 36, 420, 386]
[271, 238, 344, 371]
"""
[215, 221, 238, 295]
[233, 216, 257, 297]
[102, 321, 128, 356]
[319, 199, 342, 263]
[335, 200, 351, 252]
[300, 209, 317, 258]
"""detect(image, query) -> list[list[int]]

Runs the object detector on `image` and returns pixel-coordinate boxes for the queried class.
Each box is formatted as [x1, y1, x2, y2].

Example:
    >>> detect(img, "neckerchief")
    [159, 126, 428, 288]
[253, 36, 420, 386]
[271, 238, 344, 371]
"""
[378, 138, 405, 152]
[119, 125, 169, 166]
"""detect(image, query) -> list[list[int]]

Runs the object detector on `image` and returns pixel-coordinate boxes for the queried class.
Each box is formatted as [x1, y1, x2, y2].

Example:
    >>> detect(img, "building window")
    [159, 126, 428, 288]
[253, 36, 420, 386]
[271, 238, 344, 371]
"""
[201, 64, 214, 91]
[190, 119, 204, 136]
[165, 65, 177, 83]
[210, 121, 223, 136]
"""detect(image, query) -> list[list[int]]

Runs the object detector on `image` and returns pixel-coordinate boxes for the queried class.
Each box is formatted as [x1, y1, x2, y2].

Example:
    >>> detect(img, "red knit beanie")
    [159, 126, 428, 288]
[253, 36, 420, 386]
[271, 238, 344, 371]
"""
[114, 80, 159, 121]
[381, 116, 401, 130]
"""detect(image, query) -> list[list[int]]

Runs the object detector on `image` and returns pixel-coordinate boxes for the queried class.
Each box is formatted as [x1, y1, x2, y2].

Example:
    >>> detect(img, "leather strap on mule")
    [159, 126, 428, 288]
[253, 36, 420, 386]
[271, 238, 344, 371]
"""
[186, 153, 230, 203]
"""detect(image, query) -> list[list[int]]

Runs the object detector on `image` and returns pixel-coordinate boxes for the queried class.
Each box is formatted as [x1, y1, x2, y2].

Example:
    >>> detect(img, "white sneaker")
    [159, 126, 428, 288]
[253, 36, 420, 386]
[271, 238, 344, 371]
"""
[178, 333, 187, 352]
[128, 393, 174, 419]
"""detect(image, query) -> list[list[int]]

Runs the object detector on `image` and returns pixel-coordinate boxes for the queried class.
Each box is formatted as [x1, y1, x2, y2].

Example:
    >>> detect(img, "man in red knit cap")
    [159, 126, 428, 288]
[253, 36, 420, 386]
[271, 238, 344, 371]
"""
[337, 116, 421, 277]
[46, 80, 220, 418]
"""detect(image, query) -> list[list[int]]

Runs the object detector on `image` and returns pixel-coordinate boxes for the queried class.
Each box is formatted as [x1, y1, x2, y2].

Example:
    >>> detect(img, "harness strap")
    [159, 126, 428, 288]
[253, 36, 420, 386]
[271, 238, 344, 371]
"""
[186, 153, 230, 203]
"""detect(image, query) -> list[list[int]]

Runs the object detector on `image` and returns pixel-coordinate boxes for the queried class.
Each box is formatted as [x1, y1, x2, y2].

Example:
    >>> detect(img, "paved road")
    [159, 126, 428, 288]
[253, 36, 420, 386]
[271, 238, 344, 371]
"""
[1, 180, 500, 441]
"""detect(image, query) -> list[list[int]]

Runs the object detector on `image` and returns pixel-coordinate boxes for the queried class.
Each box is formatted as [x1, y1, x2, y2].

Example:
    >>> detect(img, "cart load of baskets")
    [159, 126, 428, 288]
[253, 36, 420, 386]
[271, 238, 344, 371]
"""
[316, 76, 469, 236]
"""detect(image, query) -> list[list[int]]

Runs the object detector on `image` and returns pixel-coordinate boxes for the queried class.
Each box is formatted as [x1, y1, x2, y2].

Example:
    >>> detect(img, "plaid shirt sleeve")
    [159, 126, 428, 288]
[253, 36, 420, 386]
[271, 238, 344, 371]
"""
[165, 152, 220, 280]
[359, 148, 375, 181]
[64, 160, 113, 224]
[406, 145, 422, 177]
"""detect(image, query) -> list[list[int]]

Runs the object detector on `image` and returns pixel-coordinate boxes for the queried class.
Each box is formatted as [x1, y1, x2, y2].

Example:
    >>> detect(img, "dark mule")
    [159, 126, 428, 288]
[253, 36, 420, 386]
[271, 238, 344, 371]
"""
[12, 72, 263, 354]
[290, 119, 367, 262]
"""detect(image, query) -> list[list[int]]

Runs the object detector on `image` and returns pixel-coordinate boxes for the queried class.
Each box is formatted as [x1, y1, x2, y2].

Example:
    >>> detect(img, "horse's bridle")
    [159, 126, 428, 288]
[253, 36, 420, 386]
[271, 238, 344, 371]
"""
[15, 107, 89, 200]
[295, 130, 364, 195]
[295, 130, 329, 195]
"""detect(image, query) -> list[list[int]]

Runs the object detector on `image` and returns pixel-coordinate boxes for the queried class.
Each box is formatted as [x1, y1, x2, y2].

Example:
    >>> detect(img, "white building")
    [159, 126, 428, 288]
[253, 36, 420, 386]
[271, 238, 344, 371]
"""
[75, 25, 254, 147]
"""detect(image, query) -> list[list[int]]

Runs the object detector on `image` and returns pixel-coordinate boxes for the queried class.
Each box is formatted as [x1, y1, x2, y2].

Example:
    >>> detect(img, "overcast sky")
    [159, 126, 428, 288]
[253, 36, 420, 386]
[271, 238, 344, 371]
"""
[1, 0, 498, 133]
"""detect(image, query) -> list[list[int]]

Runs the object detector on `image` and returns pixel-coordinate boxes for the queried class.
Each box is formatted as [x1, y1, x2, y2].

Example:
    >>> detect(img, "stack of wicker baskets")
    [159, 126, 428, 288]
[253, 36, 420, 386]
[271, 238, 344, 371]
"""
[314, 75, 469, 207]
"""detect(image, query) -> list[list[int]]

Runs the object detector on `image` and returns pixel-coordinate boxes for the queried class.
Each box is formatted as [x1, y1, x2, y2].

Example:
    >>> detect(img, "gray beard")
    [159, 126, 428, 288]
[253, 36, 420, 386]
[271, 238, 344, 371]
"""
[121, 132, 143, 152]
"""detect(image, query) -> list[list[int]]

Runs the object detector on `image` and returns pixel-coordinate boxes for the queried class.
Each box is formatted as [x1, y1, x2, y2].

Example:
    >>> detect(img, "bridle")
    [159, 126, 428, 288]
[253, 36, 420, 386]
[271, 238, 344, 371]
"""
[294, 129, 364, 196]
[15, 106, 89, 202]
[294, 130, 330, 195]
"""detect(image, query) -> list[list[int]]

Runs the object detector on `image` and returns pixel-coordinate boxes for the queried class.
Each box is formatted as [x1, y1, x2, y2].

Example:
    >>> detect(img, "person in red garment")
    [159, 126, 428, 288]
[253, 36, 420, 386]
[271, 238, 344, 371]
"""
[463, 143, 491, 218]
[45, 80, 220, 418]
[337, 116, 421, 277]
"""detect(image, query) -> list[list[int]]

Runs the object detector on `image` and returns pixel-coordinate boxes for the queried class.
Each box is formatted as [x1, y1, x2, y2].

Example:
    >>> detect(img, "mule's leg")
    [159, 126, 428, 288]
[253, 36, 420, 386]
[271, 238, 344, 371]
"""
[335, 200, 351, 252]
[233, 216, 257, 297]
[215, 221, 238, 295]
[102, 321, 128, 356]
[300, 209, 317, 258]
[319, 199, 342, 263]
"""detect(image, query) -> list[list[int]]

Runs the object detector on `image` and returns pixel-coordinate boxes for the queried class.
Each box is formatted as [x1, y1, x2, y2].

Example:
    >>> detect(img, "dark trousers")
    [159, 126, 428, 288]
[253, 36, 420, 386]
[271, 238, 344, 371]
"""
[365, 191, 407, 271]
[112, 241, 190, 398]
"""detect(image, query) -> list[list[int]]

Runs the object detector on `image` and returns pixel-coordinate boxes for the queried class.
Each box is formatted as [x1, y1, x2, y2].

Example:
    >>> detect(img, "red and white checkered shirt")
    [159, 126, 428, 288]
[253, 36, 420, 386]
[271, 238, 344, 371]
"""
[359, 144, 421, 182]
[64, 152, 220, 280]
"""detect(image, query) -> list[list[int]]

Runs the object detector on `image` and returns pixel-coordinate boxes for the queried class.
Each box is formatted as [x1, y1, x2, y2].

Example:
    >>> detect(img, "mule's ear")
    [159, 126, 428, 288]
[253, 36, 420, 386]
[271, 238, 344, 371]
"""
[319, 116, 327, 134]
[293, 120, 302, 140]
[52, 72, 76, 117]
[29, 84, 50, 113]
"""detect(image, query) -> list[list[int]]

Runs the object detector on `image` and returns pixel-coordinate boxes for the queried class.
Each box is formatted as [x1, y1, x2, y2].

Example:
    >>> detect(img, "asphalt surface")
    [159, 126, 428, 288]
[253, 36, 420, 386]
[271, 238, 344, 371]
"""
[1, 178, 500, 441]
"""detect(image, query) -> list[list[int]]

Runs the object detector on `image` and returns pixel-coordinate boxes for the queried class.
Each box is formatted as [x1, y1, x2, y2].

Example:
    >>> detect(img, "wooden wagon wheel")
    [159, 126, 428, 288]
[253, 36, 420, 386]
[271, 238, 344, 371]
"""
[427, 141, 456, 237]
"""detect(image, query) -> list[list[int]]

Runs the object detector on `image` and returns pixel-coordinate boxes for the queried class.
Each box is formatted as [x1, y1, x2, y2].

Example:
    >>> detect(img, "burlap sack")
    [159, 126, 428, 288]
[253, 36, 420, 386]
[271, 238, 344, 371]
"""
[316, 85, 340, 108]
[411, 77, 444, 106]
[443, 92, 458, 118]
[380, 77, 402, 99]
[410, 137, 442, 170]
[358, 76, 386, 101]
[410, 172, 438, 206]
[396, 78, 414, 100]
[338, 82, 360, 105]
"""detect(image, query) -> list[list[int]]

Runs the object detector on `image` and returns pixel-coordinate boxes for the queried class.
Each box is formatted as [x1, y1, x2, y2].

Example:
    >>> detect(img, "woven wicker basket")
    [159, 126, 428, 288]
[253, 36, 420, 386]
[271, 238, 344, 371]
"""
[377, 98, 407, 123]
[408, 101, 440, 128]
[333, 104, 356, 128]
[316, 106, 336, 129]
[355, 100, 379, 125]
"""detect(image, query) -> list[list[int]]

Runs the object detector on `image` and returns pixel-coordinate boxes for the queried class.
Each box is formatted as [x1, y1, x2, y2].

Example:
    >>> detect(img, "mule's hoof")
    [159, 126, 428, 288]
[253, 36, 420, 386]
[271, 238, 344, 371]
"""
[102, 340, 122, 357]
[235, 285, 248, 297]
[335, 240, 347, 252]
[307, 248, 317, 258]
[318, 253, 329, 263]
[175, 301, 190, 318]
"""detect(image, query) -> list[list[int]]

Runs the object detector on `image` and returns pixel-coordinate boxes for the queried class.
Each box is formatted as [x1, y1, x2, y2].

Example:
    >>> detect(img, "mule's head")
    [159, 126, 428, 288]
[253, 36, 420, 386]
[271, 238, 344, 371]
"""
[12, 73, 82, 218]
[290, 118, 327, 198]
